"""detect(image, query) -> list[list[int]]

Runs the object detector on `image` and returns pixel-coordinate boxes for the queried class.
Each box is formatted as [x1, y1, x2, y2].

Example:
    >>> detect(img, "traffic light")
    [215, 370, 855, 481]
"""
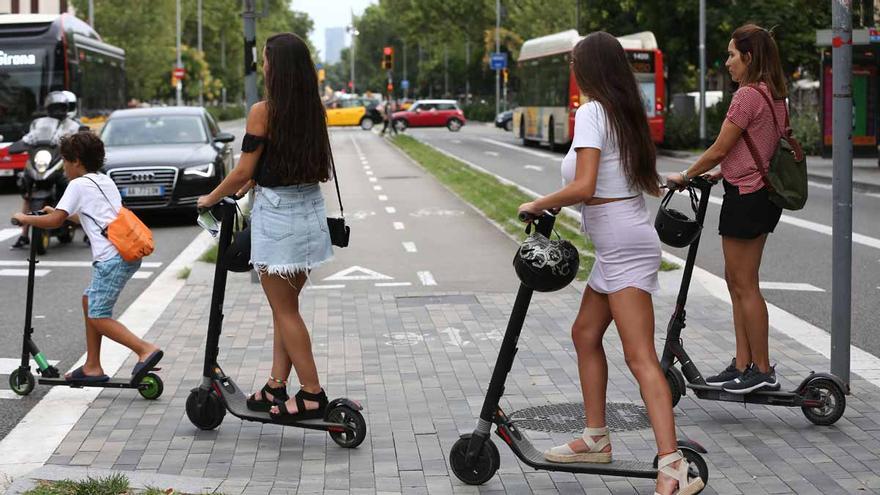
[381, 46, 394, 70]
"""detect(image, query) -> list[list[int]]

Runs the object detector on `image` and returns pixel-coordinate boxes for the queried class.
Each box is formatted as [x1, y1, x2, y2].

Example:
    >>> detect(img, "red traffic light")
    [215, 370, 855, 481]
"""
[383, 46, 393, 56]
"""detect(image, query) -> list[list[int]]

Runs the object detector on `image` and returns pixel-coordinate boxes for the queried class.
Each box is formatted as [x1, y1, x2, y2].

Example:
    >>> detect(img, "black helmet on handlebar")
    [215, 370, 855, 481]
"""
[223, 226, 252, 273]
[654, 185, 702, 248]
[513, 219, 580, 292]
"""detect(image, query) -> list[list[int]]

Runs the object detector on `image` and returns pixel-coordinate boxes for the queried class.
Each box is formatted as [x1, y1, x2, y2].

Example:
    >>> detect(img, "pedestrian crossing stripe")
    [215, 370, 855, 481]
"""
[0, 268, 49, 277]
[0, 228, 21, 242]
[323, 265, 393, 281]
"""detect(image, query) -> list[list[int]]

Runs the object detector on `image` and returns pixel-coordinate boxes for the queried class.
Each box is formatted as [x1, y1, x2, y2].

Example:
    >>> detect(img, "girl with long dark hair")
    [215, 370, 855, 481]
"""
[518, 32, 702, 494]
[666, 25, 786, 395]
[198, 32, 335, 423]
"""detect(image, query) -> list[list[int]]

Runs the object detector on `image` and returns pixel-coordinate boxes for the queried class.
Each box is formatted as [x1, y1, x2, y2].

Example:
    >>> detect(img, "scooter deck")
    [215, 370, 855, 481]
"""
[38, 377, 142, 389]
[687, 383, 802, 406]
[218, 377, 346, 431]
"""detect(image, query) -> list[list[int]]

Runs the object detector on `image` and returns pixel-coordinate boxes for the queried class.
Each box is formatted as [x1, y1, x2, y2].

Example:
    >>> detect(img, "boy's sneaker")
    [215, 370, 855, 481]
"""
[10, 235, 29, 249]
[705, 358, 743, 386]
[722, 364, 780, 394]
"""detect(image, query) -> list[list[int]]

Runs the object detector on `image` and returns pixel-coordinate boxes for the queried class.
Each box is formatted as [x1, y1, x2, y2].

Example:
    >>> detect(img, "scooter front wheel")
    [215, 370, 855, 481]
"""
[326, 405, 367, 448]
[449, 434, 499, 485]
[138, 373, 164, 400]
[186, 388, 226, 430]
[665, 367, 685, 408]
[801, 378, 846, 426]
[9, 368, 35, 396]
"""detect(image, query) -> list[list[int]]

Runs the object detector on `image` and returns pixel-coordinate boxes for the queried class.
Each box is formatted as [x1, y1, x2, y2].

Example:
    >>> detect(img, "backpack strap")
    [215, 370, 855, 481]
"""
[740, 85, 782, 192]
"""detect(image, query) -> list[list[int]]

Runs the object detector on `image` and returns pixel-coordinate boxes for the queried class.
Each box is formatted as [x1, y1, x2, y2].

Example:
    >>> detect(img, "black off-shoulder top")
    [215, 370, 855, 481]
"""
[241, 133, 287, 187]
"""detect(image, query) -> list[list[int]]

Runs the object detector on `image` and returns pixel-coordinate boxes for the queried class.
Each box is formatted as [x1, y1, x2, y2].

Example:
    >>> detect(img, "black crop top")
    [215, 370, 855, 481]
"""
[241, 133, 290, 187]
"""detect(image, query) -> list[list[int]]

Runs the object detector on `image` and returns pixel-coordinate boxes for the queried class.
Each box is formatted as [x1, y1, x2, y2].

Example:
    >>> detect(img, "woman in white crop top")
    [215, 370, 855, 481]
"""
[518, 32, 703, 495]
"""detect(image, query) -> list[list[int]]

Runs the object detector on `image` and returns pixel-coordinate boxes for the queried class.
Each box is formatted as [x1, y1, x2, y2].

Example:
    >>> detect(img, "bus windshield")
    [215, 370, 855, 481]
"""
[0, 46, 51, 142]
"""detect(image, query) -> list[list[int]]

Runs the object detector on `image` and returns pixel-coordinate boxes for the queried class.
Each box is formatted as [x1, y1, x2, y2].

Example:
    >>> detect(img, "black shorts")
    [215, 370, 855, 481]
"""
[719, 180, 782, 239]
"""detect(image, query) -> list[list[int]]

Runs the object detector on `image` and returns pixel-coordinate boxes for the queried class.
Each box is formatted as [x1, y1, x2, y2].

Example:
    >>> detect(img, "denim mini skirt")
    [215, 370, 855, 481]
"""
[251, 183, 333, 278]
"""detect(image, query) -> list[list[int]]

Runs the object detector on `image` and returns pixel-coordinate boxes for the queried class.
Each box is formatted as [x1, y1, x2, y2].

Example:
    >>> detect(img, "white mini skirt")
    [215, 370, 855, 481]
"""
[581, 195, 661, 295]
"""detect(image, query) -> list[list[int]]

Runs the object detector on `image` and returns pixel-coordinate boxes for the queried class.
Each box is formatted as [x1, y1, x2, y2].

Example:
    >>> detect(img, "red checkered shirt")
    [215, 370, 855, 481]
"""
[719, 82, 788, 194]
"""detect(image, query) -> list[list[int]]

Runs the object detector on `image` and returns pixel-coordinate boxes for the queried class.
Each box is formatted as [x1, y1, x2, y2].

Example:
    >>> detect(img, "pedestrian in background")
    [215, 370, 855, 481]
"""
[666, 24, 786, 395]
[518, 32, 702, 495]
[380, 95, 398, 136]
[198, 32, 335, 424]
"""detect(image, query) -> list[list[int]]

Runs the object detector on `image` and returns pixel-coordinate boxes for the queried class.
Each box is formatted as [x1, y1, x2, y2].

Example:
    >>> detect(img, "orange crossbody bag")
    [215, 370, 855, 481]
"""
[80, 176, 154, 262]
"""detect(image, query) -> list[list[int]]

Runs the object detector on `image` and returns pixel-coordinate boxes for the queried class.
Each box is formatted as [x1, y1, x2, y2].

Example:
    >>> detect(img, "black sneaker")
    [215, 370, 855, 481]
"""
[705, 358, 743, 386]
[10, 235, 29, 249]
[722, 364, 780, 394]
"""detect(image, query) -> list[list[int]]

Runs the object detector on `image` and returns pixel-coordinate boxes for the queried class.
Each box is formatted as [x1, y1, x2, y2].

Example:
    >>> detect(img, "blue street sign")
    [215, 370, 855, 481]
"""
[401, 79, 410, 90]
[316, 63, 323, 70]
[489, 52, 507, 70]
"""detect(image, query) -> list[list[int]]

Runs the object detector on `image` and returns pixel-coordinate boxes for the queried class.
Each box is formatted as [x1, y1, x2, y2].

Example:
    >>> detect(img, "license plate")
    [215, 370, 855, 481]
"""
[122, 186, 163, 197]
[0, 169, 14, 177]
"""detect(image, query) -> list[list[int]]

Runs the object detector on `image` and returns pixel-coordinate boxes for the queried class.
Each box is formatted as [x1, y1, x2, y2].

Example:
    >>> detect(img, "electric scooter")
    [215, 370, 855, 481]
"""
[659, 176, 847, 426]
[7, 213, 164, 399]
[184, 198, 367, 449]
[449, 212, 709, 489]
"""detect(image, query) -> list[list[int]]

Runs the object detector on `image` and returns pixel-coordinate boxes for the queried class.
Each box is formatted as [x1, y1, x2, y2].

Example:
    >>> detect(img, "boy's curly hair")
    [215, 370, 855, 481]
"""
[60, 131, 105, 173]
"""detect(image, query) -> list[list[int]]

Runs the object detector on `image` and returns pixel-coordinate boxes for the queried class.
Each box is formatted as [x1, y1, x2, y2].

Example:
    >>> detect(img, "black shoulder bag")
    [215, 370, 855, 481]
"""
[326, 160, 350, 248]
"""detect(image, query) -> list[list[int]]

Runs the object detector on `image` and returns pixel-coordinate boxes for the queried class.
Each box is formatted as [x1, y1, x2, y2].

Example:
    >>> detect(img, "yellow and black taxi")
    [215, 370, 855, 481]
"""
[325, 97, 382, 130]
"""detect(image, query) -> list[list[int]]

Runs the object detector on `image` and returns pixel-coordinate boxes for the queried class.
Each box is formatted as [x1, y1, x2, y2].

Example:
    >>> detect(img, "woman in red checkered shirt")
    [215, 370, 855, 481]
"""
[667, 24, 787, 395]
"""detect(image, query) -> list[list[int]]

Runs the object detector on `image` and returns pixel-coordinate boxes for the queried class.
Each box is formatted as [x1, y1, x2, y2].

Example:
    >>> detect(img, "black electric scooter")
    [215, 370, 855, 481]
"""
[449, 212, 709, 489]
[7, 213, 164, 399]
[184, 198, 367, 449]
[659, 176, 847, 426]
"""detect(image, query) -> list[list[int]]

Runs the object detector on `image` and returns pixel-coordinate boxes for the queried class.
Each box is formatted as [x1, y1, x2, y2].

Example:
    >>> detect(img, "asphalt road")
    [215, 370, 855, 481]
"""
[408, 124, 880, 361]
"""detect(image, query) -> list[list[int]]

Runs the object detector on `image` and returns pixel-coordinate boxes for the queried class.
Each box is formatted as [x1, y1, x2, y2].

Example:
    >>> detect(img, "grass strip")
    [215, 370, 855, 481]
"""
[23, 474, 216, 495]
[389, 134, 677, 278]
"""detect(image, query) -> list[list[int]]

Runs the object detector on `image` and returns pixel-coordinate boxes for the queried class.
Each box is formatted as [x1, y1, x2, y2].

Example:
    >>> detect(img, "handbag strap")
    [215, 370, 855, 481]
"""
[82, 175, 120, 214]
[740, 85, 786, 191]
[78, 174, 119, 233]
[330, 158, 344, 217]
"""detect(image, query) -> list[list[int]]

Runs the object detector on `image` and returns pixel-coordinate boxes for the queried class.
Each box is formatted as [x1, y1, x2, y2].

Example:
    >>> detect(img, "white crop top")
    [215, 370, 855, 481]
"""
[560, 101, 640, 198]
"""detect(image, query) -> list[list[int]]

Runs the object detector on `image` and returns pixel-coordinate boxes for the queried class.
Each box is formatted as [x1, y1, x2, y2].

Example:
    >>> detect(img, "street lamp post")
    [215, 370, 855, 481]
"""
[698, 0, 706, 146]
[495, 0, 500, 116]
[347, 15, 358, 95]
[198, 0, 203, 107]
[175, 0, 183, 106]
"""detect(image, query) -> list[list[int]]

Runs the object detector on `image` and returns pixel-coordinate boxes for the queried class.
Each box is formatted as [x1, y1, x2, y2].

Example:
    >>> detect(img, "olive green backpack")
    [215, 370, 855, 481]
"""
[742, 86, 808, 210]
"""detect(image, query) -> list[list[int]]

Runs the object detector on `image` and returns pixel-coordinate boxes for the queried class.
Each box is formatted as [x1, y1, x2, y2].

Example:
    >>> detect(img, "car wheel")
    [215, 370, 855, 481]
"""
[360, 117, 375, 131]
[504, 119, 513, 132]
[447, 119, 463, 132]
[394, 120, 408, 132]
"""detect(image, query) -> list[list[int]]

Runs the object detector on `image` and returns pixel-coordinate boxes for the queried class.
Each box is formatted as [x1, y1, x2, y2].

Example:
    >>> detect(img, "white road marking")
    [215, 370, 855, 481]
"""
[373, 185, 383, 191]
[233, 153, 241, 160]
[0, 269, 49, 277]
[451, 139, 462, 144]
[0, 358, 61, 376]
[393, 222, 405, 230]
[0, 228, 21, 242]
[378, 195, 388, 201]
[808, 181, 832, 190]
[385, 206, 396, 214]
[402, 242, 417, 253]
[417, 271, 437, 286]
[484, 151, 500, 157]
[480, 137, 558, 159]
[524, 165, 544, 172]
[365, 170, 374, 176]
[306, 284, 346, 290]
[324, 265, 393, 281]
[0, 261, 162, 268]
[131, 271, 153, 280]
[868, 192, 880, 199]
[409, 208, 465, 217]
[439, 327, 470, 347]
[375, 282, 411, 287]
[0, 391, 23, 400]
[760, 282, 825, 292]
[363, 165, 371, 170]
[369, 177, 378, 183]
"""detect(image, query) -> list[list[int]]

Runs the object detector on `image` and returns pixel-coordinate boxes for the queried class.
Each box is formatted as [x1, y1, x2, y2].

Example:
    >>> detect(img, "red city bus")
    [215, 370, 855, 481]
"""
[513, 30, 665, 149]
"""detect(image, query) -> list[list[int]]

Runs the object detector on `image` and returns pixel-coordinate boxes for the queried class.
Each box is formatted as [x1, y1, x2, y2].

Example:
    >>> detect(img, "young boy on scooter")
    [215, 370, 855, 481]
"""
[13, 131, 163, 383]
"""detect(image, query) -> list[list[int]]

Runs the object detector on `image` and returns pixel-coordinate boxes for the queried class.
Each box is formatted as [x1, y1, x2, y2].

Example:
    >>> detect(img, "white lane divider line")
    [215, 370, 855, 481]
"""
[524, 165, 544, 172]
[0, 269, 50, 277]
[402, 242, 417, 253]
[373, 185, 383, 191]
[484, 151, 500, 157]
[480, 137, 558, 159]
[378, 195, 388, 201]
[393, 222, 405, 230]
[363, 165, 371, 170]
[704, 194, 880, 250]
[0, 391, 23, 400]
[306, 284, 346, 290]
[0, 261, 162, 268]
[760, 282, 825, 292]
[0, 358, 60, 376]
[452, 139, 462, 144]
[0, 228, 21, 243]
[131, 271, 153, 280]
[366, 170, 374, 176]
[369, 177, 378, 183]
[808, 181, 832, 190]
[375, 282, 412, 287]
[417, 271, 437, 286]
[385, 206, 397, 214]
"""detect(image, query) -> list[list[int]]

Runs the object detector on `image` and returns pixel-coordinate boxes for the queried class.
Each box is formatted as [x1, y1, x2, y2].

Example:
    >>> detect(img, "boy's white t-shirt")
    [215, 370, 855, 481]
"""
[55, 173, 121, 262]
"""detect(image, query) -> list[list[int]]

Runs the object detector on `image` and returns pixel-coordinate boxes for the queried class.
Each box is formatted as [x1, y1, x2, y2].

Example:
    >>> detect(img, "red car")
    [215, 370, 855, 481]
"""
[392, 99, 466, 132]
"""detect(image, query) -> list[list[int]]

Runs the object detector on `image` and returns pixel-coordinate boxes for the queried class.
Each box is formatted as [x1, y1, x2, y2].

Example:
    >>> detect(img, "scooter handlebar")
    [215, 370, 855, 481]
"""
[11, 210, 47, 226]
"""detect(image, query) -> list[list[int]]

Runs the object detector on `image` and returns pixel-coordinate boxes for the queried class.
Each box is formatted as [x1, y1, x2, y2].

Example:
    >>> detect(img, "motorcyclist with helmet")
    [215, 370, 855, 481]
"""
[9, 91, 83, 249]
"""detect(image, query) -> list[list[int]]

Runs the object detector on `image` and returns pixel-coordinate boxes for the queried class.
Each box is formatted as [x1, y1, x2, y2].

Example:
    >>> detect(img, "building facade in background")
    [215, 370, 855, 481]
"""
[0, 0, 70, 14]
[325, 26, 345, 65]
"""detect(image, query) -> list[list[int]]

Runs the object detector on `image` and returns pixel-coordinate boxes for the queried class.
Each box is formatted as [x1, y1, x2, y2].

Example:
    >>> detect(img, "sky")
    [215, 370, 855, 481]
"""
[292, 0, 377, 62]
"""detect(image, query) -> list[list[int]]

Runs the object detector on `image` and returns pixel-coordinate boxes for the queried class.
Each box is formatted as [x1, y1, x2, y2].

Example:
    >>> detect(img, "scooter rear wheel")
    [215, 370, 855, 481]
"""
[138, 373, 164, 400]
[326, 405, 367, 448]
[449, 434, 500, 485]
[9, 368, 35, 396]
[186, 388, 226, 430]
[680, 448, 709, 492]
[801, 378, 846, 426]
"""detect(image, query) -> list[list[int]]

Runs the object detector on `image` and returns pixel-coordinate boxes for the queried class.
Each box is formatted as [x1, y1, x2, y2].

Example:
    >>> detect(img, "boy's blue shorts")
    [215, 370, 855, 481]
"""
[83, 254, 141, 319]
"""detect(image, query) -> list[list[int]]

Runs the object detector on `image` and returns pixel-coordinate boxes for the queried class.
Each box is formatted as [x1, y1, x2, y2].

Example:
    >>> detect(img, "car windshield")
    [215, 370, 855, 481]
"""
[101, 115, 207, 146]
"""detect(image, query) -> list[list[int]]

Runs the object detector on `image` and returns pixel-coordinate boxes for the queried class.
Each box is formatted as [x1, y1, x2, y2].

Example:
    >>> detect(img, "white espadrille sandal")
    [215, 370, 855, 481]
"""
[654, 450, 704, 495]
[543, 426, 612, 464]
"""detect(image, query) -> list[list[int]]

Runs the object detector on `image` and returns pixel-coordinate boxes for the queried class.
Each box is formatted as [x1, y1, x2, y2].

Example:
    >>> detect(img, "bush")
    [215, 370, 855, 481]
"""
[462, 100, 496, 122]
[663, 111, 699, 150]
[790, 110, 821, 156]
[206, 104, 246, 122]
